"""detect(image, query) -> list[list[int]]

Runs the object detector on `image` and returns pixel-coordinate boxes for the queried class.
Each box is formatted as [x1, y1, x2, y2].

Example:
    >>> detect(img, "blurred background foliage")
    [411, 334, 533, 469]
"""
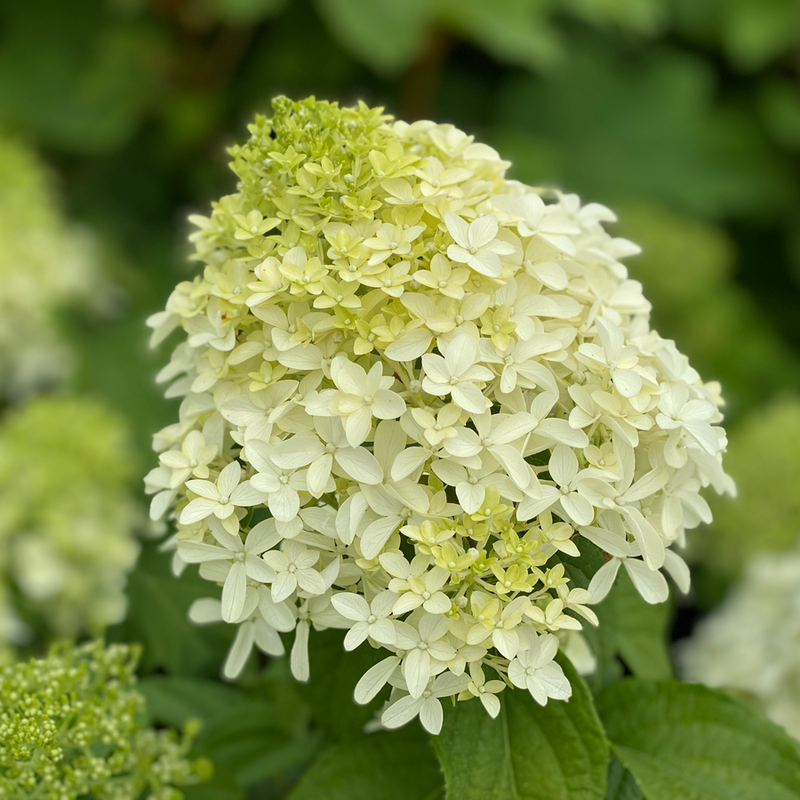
[3, 0, 800, 796]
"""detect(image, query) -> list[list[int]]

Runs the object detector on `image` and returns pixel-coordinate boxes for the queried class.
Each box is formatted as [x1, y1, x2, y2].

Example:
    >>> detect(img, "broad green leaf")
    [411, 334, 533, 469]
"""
[435, 656, 608, 800]
[491, 44, 794, 218]
[301, 629, 386, 741]
[139, 676, 250, 728]
[314, 0, 432, 74]
[605, 757, 645, 800]
[597, 679, 800, 800]
[210, 0, 288, 24]
[183, 776, 246, 800]
[201, 705, 321, 787]
[440, 0, 561, 71]
[0, 0, 155, 152]
[602, 572, 672, 681]
[289, 729, 443, 800]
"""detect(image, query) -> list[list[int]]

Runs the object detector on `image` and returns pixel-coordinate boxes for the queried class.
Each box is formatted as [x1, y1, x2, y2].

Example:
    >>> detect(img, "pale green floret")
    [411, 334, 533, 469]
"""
[0, 397, 140, 646]
[0, 641, 210, 799]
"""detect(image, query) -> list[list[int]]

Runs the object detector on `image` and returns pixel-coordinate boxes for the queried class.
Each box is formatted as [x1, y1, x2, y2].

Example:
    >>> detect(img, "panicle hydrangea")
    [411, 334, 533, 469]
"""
[0, 640, 210, 799]
[146, 96, 733, 734]
[680, 543, 800, 740]
[0, 397, 140, 646]
[0, 136, 98, 397]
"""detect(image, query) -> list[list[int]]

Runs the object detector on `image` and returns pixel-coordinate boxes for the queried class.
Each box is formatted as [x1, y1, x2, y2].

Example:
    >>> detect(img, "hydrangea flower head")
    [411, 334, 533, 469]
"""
[0, 136, 98, 396]
[680, 542, 800, 739]
[0, 396, 140, 646]
[148, 96, 733, 734]
[0, 641, 210, 798]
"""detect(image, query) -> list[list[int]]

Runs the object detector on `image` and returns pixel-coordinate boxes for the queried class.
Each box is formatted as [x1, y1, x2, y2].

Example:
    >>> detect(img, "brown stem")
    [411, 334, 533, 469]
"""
[400, 28, 453, 122]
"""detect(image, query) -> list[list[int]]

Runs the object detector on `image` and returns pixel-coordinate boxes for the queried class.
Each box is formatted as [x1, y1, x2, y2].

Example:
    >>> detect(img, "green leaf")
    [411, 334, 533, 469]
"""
[440, 0, 561, 71]
[0, 0, 156, 152]
[491, 42, 795, 219]
[210, 0, 288, 24]
[605, 757, 644, 800]
[434, 656, 609, 800]
[301, 630, 386, 741]
[289, 728, 443, 800]
[314, 0, 432, 74]
[597, 679, 800, 800]
[139, 676, 250, 728]
[601, 572, 672, 681]
[201, 705, 321, 787]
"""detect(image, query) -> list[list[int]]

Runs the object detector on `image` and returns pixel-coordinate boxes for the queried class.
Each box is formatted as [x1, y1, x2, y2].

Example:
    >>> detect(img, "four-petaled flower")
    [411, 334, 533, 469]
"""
[444, 213, 516, 277]
[180, 461, 266, 534]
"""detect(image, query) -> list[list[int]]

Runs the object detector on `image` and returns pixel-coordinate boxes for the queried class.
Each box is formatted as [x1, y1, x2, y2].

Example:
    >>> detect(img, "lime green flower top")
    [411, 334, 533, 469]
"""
[0, 641, 210, 799]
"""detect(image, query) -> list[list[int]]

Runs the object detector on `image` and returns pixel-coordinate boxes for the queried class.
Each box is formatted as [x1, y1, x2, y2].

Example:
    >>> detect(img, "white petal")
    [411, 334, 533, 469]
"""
[623, 558, 669, 605]
[223, 622, 255, 680]
[221, 561, 248, 622]
[456, 482, 485, 515]
[354, 656, 401, 705]
[217, 461, 242, 497]
[344, 622, 370, 651]
[244, 554, 277, 584]
[290, 620, 310, 682]
[613, 369, 642, 398]
[663, 549, 691, 594]
[297, 568, 327, 596]
[271, 571, 297, 603]
[268, 485, 300, 522]
[391, 447, 429, 481]
[179, 498, 218, 525]
[335, 447, 383, 484]
[451, 383, 487, 414]
[549, 444, 578, 486]
[403, 648, 431, 699]
[188, 597, 222, 624]
[360, 517, 401, 560]
[419, 697, 444, 735]
[272, 436, 325, 468]
[385, 329, 433, 361]
[331, 592, 370, 622]
[587, 558, 621, 603]
[230, 480, 268, 507]
[307, 454, 333, 497]
[382, 695, 424, 729]
[177, 541, 230, 563]
[481, 692, 501, 718]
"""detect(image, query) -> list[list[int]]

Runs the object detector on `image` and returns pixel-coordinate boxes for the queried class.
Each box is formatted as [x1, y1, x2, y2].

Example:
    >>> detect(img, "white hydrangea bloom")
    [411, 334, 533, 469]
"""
[147, 97, 732, 733]
[680, 544, 800, 740]
[0, 397, 140, 644]
[0, 136, 100, 397]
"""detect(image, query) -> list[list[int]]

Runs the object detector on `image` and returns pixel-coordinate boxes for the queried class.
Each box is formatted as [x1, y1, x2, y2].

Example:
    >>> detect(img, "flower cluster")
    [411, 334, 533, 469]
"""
[0, 397, 140, 647]
[0, 136, 98, 397]
[147, 96, 732, 734]
[0, 640, 210, 798]
[680, 542, 800, 739]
